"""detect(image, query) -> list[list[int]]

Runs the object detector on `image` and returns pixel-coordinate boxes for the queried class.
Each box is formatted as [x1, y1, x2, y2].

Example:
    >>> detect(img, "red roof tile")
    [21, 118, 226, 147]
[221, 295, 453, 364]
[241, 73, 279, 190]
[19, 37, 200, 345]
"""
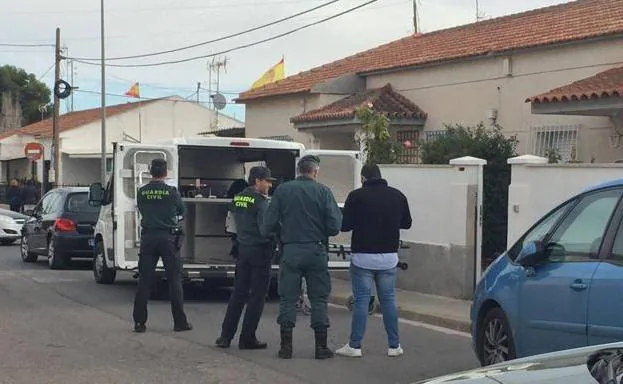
[290, 83, 427, 124]
[238, 0, 623, 102]
[0, 99, 158, 140]
[527, 65, 623, 103]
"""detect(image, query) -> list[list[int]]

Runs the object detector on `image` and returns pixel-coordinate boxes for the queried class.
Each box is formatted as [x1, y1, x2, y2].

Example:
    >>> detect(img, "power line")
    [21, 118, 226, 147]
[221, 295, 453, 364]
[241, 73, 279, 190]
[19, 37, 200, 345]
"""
[73, 88, 241, 106]
[105, 72, 243, 95]
[5, 0, 328, 15]
[68, 0, 380, 68]
[71, 0, 341, 61]
[10, 0, 405, 43]
[0, 42, 54, 47]
[38, 63, 55, 80]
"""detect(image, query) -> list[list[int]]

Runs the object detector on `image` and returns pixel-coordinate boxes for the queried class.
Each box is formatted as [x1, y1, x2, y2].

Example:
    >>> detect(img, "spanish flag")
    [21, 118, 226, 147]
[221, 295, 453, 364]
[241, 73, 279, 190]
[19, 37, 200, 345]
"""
[124, 82, 140, 98]
[250, 57, 285, 90]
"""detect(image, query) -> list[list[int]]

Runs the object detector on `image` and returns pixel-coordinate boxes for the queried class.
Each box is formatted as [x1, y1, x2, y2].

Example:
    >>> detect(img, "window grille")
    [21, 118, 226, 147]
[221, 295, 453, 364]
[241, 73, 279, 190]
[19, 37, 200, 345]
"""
[531, 124, 580, 162]
[397, 130, 420, 164]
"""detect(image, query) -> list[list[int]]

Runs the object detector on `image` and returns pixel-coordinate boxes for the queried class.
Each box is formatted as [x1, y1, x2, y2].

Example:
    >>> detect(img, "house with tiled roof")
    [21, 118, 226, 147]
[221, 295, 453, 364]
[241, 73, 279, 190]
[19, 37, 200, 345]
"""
[0, 96, 243, 185]
[236, 0, 623, 163]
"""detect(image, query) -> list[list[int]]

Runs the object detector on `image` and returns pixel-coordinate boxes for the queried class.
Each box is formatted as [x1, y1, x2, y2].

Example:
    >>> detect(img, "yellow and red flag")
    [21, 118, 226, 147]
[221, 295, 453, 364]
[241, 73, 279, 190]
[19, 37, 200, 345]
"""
[124, 82, 140, 98]
[250, 57, 285, 90]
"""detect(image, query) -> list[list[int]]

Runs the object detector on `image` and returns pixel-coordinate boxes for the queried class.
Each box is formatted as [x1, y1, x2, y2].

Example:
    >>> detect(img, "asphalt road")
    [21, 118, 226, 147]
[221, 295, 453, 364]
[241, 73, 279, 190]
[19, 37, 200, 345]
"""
[0, 244, 479, 384]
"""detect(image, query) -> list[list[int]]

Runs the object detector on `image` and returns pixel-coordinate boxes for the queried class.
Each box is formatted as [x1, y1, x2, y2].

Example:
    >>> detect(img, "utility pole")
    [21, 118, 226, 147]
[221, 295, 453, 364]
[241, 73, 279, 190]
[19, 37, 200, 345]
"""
[51, 27, 61, 187]
[207, 57, 227, 130]
[196, 82, 200, 103]
[476, 0, 482, 21]
[100, 0, 107, 185]
[70, 58, 75, 112]
[413, 0, 419, 34]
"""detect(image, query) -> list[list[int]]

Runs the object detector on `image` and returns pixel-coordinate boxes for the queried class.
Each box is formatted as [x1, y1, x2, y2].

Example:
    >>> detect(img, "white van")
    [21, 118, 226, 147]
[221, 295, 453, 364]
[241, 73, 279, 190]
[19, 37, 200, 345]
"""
[87, 136, 360, 292]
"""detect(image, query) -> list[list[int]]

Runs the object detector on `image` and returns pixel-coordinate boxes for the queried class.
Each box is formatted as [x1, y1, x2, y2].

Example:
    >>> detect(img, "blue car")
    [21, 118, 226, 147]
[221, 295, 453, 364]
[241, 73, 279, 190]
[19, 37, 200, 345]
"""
[471, 178, 623, 366]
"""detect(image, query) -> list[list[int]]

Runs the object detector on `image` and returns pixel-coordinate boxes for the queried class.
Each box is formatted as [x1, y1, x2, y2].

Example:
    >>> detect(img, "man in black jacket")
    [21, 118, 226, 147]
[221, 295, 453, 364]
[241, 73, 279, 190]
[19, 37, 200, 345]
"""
[336, 164, 412, 359]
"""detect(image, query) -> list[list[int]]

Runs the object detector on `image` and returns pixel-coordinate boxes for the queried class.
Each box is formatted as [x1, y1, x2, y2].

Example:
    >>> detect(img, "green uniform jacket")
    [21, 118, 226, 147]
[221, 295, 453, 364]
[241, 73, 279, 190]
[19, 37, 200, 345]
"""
[261, 176, 342, 244]
[231, 186, 270, 246]
[137, 181, 184, 230]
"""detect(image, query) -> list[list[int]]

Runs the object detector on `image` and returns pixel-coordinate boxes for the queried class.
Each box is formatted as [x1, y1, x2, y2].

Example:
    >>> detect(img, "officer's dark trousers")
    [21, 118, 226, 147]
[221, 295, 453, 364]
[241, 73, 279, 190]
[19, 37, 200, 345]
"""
[133, 230, 188, 327]
[277, 242, 331, 330]
[220, 243, 273, 341]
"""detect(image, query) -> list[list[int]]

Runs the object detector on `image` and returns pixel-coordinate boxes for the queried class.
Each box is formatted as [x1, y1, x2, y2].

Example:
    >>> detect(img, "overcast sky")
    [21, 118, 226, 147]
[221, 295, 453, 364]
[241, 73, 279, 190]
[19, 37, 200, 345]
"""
[0, 0, 571, 122]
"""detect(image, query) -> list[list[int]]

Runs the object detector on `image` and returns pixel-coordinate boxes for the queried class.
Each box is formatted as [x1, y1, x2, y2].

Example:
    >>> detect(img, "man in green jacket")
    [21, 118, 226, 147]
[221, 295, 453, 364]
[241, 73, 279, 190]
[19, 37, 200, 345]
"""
[133, 158, 192, 333]
[261, 155, 342, 360]
[215, 166, 276, 350]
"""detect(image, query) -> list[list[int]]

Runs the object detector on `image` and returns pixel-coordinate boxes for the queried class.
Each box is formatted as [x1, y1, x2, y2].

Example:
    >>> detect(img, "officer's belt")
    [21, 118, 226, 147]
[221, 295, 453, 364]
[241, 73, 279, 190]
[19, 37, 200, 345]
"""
[282, 241, 325, 245]
[142, 228, 176, 235]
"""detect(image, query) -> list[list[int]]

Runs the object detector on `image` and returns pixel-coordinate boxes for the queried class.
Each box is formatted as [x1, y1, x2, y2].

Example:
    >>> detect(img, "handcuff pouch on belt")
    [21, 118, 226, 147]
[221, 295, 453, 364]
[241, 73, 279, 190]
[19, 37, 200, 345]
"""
[170, 227, 185, 250]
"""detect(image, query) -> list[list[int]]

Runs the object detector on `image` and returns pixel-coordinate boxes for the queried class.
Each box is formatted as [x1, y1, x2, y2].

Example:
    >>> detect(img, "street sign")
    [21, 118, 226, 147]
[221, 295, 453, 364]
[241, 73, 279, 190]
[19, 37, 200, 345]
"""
[24, 142, 44, 161]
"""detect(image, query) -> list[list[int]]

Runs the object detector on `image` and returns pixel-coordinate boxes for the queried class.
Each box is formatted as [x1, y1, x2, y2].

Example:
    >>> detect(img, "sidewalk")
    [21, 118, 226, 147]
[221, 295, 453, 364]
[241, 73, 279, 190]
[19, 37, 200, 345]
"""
[329, 278, 472, 333]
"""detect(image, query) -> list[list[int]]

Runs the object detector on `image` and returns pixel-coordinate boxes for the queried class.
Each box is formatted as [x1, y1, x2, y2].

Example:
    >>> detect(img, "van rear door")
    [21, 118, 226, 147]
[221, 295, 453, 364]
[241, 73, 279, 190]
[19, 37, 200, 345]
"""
[113, 143, 178, 270]
[300, 149, 362, 268]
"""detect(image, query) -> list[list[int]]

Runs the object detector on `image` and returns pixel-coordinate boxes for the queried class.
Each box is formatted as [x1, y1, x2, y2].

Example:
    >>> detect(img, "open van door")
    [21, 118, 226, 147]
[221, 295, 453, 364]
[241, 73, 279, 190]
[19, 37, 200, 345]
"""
[113, 142, 178, 270]
[300, 149, 361, 268]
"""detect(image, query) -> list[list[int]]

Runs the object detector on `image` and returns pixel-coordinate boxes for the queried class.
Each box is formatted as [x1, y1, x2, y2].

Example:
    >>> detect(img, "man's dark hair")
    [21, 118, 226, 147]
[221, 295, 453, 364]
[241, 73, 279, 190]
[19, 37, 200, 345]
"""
[150, 159, 167, 178]
[361, 164, 382, 180]
[297, 160, 318, 175]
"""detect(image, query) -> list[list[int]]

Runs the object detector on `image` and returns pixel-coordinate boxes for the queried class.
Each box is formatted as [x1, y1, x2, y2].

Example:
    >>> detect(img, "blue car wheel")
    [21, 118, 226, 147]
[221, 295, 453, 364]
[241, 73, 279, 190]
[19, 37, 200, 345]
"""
[476, 307, 517, 366]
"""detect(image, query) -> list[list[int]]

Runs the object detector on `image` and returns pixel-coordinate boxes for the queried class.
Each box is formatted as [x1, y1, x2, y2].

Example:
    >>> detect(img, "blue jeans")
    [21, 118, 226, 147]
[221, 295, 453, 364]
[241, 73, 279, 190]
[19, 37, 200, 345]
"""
[349, 264, 399, 349]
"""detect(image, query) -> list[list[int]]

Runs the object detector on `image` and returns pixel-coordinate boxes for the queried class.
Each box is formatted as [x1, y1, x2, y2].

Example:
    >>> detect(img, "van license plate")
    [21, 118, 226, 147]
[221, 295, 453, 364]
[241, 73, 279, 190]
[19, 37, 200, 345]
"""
[88, 239, 94, 248]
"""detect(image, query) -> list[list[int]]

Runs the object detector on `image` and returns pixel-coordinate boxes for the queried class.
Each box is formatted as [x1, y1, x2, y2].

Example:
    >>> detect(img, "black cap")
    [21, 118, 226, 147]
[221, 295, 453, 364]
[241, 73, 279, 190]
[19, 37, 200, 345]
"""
[249, 166, 276, 183]
[298, 155, 320, 166]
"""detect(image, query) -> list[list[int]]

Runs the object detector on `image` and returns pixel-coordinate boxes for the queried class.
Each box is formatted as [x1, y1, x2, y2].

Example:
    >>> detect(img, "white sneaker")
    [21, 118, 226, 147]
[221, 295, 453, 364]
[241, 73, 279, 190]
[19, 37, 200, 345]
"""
[336, 344, 363, 357]
[388, 345, 404, 357]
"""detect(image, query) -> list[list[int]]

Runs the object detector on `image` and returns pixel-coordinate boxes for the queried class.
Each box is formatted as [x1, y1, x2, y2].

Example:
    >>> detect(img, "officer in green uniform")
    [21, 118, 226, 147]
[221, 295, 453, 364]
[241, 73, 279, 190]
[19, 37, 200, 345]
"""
[215, 166, 276, 350]
[261, 155, 342, 360]
[132, 158, 192, 333]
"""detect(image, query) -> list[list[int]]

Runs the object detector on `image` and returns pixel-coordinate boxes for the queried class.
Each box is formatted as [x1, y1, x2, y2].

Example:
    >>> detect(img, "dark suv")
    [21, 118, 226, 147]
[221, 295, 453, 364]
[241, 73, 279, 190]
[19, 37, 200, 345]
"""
[20, 187, 101, 269]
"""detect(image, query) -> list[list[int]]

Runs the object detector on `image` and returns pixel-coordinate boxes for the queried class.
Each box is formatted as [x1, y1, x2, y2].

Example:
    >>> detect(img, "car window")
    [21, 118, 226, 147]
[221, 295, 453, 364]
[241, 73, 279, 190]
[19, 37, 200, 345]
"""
[507, 200, 573, 262]
[40, 192, 58, 215]
[547, 189, 622, 262]
[609, 220, 623, 263]
[66, 193, 101, 213]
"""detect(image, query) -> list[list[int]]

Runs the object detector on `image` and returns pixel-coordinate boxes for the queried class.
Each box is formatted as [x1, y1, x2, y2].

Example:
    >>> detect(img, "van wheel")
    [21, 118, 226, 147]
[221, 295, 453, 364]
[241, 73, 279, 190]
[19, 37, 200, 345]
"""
[477, 307, 516, 366]
[93, 240, 116, 284]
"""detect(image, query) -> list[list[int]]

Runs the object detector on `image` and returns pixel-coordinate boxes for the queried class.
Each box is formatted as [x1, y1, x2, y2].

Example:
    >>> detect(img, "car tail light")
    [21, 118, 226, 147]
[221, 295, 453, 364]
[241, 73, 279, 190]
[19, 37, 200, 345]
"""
[55, 218, 76, 232]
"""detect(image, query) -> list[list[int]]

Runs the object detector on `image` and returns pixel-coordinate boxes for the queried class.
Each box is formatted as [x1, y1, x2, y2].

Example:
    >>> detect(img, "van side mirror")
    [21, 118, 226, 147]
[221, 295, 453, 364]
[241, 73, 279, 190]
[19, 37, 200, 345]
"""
[516, 240, 548, 267]
[89, 182, 105, 206]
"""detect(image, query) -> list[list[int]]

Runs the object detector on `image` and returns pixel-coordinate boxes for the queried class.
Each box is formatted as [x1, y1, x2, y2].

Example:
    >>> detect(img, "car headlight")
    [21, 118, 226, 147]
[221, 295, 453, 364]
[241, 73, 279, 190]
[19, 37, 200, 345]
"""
[0, 215, 15, 224]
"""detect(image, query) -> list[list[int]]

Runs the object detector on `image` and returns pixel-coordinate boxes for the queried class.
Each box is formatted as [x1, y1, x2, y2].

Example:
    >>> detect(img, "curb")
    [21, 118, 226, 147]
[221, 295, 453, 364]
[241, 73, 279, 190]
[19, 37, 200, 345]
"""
[328, 293, 471, 334]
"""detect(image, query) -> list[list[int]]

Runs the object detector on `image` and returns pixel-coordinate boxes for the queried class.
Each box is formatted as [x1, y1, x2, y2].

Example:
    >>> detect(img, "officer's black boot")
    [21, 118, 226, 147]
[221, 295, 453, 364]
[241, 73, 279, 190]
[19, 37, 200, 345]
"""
[278, 326, 293, 359]
[314, 328, 334, 360]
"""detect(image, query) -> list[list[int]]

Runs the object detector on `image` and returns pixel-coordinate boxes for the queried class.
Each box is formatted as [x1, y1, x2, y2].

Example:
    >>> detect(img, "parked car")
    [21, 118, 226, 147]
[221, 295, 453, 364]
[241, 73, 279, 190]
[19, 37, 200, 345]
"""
[471, 178, 623, 366]
[0, 208, 28, 245]
[20, 187, 100, 269]
[416, 342, 623, 384]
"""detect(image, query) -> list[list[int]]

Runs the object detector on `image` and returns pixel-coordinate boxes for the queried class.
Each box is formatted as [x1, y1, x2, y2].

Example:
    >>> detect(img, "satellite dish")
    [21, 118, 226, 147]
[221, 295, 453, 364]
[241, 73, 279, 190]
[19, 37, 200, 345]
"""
[211, 93, 227, 110]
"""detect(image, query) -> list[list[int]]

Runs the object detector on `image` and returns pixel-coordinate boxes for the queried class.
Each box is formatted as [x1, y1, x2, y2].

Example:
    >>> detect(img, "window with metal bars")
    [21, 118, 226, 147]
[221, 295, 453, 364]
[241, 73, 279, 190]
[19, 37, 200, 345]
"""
[396, 130, 420, 164]
[531, 124, 580, 163]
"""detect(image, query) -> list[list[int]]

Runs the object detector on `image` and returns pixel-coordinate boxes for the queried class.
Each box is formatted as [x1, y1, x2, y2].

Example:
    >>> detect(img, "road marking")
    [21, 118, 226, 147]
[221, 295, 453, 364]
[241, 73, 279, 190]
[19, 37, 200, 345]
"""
[328, 303, 471, 338]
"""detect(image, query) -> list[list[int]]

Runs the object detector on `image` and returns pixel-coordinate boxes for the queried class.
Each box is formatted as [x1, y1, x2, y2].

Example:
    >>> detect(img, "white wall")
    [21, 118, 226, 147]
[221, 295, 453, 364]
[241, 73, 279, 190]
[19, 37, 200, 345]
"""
[380, 163, 479, 247]
[507, 155, 623, 247]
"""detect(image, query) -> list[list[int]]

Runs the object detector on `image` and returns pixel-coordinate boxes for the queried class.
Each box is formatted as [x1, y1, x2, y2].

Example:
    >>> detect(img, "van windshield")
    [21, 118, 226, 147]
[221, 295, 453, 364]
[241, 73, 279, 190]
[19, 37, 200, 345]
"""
[177, 145, 299, 198]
